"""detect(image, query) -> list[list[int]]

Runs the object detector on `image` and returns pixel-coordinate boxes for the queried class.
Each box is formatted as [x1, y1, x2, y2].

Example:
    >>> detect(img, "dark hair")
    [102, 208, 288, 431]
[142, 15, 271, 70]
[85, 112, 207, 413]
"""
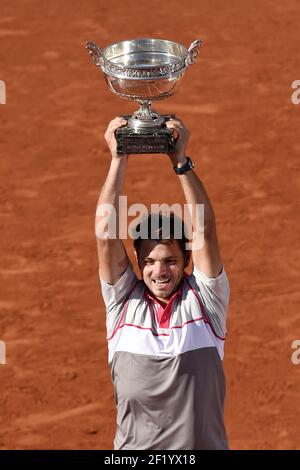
[133, 212, 190, 264]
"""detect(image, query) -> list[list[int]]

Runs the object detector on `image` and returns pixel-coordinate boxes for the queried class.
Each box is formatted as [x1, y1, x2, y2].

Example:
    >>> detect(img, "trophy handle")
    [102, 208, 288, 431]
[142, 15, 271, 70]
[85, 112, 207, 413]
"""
[185, 39, 203, 67]
[85, 42, 105, 68]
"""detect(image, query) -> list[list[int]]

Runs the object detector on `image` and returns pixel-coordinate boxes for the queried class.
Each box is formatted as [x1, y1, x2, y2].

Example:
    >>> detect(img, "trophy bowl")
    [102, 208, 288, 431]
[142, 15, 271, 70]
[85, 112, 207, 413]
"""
[86, 38, 203, 153]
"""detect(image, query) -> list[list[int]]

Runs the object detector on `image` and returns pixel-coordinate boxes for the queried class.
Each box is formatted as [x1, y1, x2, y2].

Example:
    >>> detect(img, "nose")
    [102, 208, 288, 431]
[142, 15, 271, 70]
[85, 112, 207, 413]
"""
[153, 261, 168, 278]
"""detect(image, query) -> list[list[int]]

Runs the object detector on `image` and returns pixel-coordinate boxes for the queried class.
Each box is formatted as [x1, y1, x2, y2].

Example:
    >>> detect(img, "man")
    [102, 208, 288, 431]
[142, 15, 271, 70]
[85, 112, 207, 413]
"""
[95, 116, 230, 450]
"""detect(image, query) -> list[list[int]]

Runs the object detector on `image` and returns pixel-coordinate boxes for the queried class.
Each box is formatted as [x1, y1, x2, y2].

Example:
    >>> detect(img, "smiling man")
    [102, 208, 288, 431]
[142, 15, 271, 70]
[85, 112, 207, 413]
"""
[95, 116, 230, 450]
[133, 216, 189, 305]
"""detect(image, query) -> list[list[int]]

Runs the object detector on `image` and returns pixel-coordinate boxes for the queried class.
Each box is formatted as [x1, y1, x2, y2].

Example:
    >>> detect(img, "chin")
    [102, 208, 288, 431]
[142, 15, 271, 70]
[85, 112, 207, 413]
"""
[153, 284, 175, 299]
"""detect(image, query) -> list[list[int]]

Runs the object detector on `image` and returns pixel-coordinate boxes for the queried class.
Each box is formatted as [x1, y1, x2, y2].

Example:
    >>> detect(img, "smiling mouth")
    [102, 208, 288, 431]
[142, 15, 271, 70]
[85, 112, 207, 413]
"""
[153, 279, 171, 286]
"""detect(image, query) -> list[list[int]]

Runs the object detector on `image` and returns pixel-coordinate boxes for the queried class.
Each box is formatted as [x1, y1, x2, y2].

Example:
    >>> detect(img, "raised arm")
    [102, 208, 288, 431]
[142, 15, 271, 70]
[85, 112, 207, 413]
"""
[95, 117, 129, 284]
[166, 117, 223, 278]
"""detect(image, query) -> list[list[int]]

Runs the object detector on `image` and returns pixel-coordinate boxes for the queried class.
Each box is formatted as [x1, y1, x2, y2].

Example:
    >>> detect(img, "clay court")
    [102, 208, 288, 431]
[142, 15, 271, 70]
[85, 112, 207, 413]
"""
[0, 0, 300, 449]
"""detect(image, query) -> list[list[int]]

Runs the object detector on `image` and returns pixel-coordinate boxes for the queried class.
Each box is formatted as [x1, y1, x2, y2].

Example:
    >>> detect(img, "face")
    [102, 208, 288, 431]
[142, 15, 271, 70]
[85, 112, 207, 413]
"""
[137, 239, 187, 304]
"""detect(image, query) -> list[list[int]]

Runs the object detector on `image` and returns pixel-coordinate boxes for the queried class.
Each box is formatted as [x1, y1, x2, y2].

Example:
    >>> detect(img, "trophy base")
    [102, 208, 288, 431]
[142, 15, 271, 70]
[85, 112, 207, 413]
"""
[116, 115, 175, 154]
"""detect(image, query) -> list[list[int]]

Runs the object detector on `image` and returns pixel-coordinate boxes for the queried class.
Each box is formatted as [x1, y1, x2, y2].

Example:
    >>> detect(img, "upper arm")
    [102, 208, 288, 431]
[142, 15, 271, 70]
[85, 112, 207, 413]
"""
[96, 238, 129, 285]
[192, 224, 223, 278]
[100, 262, 139, 338]
[95, 201, 130, 284]
[190, 264, 230, 339]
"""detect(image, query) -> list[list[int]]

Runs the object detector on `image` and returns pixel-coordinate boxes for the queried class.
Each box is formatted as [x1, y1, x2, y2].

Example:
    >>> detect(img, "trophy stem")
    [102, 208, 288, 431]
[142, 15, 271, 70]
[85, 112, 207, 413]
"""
[128, 100, 165, 129]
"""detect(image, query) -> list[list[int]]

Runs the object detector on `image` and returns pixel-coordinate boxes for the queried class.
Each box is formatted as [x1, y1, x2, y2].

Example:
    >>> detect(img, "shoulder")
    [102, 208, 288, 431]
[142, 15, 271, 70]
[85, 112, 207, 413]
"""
[186, 265, 229, 297]
[100, 263, 144, 309]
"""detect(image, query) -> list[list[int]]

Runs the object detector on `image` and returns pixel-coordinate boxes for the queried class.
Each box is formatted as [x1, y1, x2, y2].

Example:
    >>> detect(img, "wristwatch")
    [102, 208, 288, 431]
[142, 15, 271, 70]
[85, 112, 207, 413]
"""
[173, 156, 195, 175]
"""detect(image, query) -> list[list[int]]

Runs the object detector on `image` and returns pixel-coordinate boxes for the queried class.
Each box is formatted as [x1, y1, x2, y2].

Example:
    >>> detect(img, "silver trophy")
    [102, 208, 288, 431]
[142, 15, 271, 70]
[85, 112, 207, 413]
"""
[86, 38, 202, 154]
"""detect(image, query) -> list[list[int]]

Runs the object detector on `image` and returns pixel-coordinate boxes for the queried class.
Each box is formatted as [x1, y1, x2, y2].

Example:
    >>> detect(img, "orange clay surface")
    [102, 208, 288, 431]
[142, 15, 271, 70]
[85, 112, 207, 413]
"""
[0, 0, 300, 449]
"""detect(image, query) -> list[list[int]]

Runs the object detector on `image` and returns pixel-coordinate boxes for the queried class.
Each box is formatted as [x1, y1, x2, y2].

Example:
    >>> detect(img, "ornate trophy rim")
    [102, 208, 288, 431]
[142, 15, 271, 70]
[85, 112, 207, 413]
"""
[86, 38, 203, 81]
[85, 38, 203, 134]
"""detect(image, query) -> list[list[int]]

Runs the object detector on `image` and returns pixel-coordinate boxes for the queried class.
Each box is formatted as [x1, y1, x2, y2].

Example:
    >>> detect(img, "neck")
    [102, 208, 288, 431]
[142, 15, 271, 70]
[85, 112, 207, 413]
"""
[155, 296, 169, 307]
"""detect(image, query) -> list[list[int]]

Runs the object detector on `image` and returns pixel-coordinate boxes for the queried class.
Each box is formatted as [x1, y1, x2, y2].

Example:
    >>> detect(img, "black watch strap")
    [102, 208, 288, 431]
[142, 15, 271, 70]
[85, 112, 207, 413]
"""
[173, 157, 195, 175]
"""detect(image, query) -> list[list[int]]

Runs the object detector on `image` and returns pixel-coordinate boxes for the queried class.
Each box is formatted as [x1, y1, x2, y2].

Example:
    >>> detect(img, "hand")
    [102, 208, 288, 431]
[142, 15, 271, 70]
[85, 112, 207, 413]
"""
[104, 116, 128, 159]
[165, 117, 190, 165]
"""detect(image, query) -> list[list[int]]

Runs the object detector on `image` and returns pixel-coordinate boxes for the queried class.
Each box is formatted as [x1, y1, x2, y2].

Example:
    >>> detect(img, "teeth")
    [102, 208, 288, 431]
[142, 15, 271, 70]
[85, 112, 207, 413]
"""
[154, 280, 169, 284]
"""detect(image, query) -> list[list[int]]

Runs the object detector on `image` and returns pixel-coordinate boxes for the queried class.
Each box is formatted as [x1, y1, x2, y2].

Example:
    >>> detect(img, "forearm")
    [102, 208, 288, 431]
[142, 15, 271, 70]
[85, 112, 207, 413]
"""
[98, 115, 128, 207]
[167, 118, 222, 276]
[96, 158, 128, 239]
[165, 118, 215, 233]
[177, 163, 215, 233]
[98, 157, 127, 206]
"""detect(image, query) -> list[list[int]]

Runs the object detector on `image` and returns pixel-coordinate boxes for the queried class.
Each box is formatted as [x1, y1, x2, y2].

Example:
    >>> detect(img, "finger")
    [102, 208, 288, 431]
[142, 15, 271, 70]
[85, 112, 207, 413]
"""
[166, 123, 186, 137]
[109, 117, 127, 127]
[111, 120, 127, 131]
[166, 121, 184, 131]
[166, 117, 183, 125]
[106, 118, 127, 134]
[167, 120, 190, 136]
[112, 115, 127, 122]
[108, 116, 127, 125]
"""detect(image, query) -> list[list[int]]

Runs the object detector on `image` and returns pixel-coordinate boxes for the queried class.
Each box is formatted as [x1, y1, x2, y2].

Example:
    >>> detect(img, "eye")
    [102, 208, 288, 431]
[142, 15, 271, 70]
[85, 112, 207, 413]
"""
[144, 259, 154, 265]
[166, 259, 177, 265]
